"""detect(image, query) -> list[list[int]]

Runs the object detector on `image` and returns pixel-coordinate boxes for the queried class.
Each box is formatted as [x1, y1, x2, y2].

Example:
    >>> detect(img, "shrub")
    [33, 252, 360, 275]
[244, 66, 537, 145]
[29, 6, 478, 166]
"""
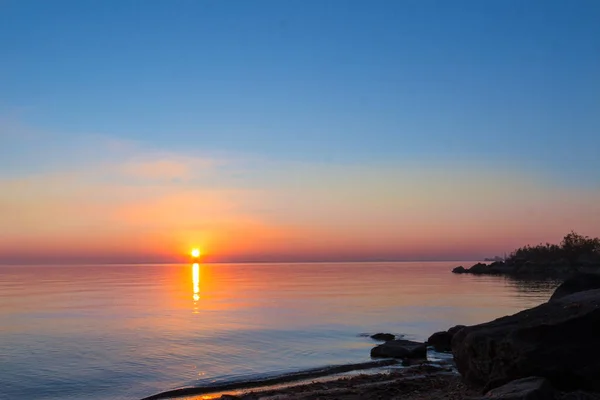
[506, 231, 600, 266]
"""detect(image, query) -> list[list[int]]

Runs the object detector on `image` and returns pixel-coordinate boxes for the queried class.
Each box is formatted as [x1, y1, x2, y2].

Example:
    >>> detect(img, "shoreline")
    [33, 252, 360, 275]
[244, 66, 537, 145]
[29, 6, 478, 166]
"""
[148, 363, 464, 400]
[142, 271, 600, 400]
[140, 359, 404, 400]
[204, 365, 467, 400]
[141, 341, 457, 400]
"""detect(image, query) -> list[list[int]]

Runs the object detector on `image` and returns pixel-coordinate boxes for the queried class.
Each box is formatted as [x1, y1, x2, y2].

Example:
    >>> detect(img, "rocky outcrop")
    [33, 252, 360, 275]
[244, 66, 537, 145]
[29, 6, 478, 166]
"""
[447, 325, 466, 336]
[427, 325, 465, 352]
[427, 331, 452, 352]
[452, 262, 518, 275]
[479, 377, 555, 400]
[469, 263, 491, 274]
[489, 262, 519, 275]
[550, 273, 600, 301]
[451, 289, 600, 391]
[517, 261, 550, 275]
[371, 339, 427, 359]
[370, 333, 395, 341]
[451, 260, 591, 277]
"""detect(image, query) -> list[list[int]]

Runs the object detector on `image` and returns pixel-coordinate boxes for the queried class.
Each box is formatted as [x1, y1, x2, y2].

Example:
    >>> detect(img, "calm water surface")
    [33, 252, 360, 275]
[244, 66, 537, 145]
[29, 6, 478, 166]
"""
[0, 262, 559, 400]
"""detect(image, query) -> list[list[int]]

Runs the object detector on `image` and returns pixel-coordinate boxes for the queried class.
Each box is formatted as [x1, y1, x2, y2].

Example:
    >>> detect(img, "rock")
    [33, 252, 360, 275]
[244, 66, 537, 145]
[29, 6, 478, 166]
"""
[427, 325, 465, 352]
[452, 260, 576, 277]
[489, 261, 505, 268]
[370, 333, 395, 341]
[452, 289, 600, 391]
[480, 377, 555, 400]
[448, 324, 466, 336]
[469, 263, 491, 274]
[427, 331, 452, 352]
[371, 339, 427, 359]
[550, 273, 600, 301]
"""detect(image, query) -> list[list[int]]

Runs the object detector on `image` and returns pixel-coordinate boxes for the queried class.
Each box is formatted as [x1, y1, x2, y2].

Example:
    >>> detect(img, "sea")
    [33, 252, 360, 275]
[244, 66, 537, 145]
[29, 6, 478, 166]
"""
[0, 262, 560, 400]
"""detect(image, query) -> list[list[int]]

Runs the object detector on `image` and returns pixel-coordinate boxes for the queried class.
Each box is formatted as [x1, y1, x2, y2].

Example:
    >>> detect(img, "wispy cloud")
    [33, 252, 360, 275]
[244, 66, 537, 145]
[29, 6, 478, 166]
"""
[1, 127, 600, 263]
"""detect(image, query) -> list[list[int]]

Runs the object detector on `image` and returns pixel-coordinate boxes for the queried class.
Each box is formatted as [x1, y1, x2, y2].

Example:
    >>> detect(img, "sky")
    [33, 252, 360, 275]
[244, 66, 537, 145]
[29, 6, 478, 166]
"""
[1, 0, 599, 264]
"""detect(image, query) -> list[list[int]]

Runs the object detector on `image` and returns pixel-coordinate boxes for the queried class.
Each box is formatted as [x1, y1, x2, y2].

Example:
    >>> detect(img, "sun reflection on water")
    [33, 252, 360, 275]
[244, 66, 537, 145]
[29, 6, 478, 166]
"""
[192, 263, 200, 304]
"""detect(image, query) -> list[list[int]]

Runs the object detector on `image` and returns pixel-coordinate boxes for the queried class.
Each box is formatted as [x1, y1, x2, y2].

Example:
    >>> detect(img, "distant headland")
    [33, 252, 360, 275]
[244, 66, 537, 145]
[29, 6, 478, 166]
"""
[454, 231, 600, 276]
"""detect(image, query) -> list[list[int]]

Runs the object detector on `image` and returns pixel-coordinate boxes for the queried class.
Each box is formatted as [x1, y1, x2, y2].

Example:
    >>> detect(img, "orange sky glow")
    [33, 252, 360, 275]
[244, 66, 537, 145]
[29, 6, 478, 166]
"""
[1, 136, 599, 264]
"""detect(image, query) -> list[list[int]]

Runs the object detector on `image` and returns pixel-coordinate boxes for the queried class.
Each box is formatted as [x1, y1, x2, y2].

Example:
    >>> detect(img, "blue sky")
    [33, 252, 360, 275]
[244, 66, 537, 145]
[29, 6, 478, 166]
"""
[1, 1, 599, 262]
[3, 1, 599, 170]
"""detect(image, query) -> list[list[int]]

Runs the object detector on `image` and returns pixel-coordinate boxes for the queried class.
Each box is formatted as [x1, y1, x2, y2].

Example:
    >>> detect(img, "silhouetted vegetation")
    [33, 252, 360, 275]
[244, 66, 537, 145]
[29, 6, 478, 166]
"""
[506, 231, 600, 266]
[454, 232, 600, 277]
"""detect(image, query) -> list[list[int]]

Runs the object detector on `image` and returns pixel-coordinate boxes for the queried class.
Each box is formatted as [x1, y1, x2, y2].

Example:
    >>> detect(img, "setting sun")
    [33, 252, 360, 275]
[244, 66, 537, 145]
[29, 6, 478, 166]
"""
[191, 249, 201, 258]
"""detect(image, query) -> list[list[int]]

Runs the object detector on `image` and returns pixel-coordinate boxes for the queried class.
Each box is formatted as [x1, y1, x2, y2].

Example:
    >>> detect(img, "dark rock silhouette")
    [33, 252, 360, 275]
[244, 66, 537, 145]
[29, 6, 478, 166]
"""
[447, 325, 466, 336]
[427, 331, 452, 352]
[371, 339, 427, 359]
[452, 259, 599, 277]
[550, 273, 600, 301]
[453, 233, 600, 277]
[452, 289, 600, 391]
[489, 262, 519, 275]
[427, 325, 465, 352]
[370, 333, 395, 341]
[468, 262, 490, 274]
[479, 377, 555, 400]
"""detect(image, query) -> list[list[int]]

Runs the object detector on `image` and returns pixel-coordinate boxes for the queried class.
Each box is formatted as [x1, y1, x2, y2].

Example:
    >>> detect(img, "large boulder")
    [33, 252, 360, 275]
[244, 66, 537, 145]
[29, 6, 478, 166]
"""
[452, 289, 600, 391]
[550, 273, 600, 301]
[480, 377, 555, 400]
[453, 266, 467, 274]
[427, 331, 452, 352]
[427, 325, 465, 352]
[448, 324, 466, 336]
[370, 339, 426, 359]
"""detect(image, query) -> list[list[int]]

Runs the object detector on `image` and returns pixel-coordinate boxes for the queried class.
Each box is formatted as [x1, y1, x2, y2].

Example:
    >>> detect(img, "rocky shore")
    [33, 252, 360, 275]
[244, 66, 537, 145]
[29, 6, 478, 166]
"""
[196, 273, 600, 400]
[452, 232, 600, 277]
[451, 257, 600, 277]
[449, 274, 600, 395]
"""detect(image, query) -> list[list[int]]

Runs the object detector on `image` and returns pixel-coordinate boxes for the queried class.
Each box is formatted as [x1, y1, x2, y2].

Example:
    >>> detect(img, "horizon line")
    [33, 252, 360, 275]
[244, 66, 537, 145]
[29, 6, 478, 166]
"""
[0, 258, 486, 267]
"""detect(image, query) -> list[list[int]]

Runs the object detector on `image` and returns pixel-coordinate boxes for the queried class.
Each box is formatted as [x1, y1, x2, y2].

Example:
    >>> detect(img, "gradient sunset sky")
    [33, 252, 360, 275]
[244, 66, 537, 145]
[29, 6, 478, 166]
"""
[1, 0, 599, 264]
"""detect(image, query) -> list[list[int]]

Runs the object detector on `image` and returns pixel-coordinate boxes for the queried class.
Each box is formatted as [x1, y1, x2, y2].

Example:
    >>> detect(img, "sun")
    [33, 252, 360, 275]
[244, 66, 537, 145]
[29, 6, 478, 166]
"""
[191, 249, 201, 258]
